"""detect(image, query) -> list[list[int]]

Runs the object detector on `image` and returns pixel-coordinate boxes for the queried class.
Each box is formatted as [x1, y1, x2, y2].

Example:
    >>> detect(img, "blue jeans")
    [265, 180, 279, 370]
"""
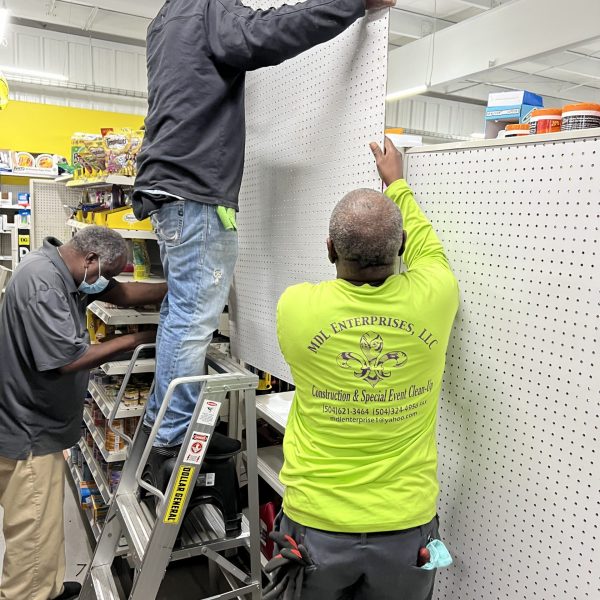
[144, 200, 238, 447]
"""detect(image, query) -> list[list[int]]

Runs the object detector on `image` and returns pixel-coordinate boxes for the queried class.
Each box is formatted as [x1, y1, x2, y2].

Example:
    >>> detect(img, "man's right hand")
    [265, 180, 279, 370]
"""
[365, 0, 396, 10]
[370, 136, 403, 187]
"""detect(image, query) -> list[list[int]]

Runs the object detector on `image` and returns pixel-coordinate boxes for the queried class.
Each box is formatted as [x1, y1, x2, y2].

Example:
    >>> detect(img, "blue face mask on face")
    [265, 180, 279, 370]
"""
[78, 260, 110, 295]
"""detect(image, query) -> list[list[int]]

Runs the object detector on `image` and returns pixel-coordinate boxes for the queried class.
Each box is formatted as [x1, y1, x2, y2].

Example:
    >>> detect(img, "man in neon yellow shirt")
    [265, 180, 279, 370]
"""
[275, 138, 459, 599]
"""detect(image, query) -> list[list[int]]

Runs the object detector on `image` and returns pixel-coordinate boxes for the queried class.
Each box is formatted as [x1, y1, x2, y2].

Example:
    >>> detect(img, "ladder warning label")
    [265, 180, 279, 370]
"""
[163, 465, 195, 525]
[197, 400, 221, 426]
[184, 432, 211, 465]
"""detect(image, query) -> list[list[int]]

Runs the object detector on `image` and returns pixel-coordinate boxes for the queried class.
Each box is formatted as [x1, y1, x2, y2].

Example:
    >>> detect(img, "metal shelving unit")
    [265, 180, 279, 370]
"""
[88, 300, 160, 326]
[256, 391, 294, 435]
[82, 406, 128, 462]
[67, 457, 103, 541]
[257, 446, 285, 496]
[78, 439, 113, 504]
[89, 379, 146, 419]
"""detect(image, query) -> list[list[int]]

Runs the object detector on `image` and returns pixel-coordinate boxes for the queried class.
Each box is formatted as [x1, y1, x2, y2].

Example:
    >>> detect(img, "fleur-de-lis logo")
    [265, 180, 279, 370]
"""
[337, 332, 407, 388]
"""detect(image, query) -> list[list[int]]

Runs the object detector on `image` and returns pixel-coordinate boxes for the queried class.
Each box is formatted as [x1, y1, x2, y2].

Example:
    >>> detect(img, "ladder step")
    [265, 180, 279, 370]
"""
[116, 493, 153, 567]
[90, 564, 120, 600]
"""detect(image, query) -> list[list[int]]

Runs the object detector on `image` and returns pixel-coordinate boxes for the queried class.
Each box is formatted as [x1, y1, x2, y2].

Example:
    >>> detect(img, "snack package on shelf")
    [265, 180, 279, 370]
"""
[105, 418, 126, 452]
[132, 239, 151, 280]
[85, 494, 108, 525]
[79, 481, 99, 509]
[123, 385, 140, 407]
[72, 132, 105, 183]
[103, 129, 131, 176]
[125, 417, 139, 438]
[107, 463, 124, 493]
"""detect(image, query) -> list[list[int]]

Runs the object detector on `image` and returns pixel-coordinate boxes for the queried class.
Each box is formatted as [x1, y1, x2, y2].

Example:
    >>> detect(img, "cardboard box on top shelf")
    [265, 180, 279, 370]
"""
[484, 90, 544, 139]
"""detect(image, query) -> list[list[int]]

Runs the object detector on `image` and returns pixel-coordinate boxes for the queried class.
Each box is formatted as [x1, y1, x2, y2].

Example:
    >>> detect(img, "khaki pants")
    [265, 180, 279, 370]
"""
[0, 453, 66, 600]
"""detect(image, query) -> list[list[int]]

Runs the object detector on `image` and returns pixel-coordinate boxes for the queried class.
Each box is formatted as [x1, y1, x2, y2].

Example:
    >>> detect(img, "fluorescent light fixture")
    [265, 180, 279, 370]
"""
[470, 132, 485, 139]
[0, 8, 10, 41]
[0, 66, 68, 82]
[385, 85, 428, 102]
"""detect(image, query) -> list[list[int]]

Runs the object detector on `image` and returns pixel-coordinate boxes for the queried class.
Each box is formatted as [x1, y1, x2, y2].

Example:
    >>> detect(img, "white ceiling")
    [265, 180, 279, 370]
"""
[3, 0, 600, 106]
[389, 0, 600, 105]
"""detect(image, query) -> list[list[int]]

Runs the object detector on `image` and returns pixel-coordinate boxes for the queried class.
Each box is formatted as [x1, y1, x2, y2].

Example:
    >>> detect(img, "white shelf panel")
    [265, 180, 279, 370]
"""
[0, 256, 12, 261]
[78, 439, 113, 504]
[67, 218, 157, 240]
[88, 300, 160, 326]
[255, 392, 294, 434]
[114, 273, 165, 284]
[83, 406, 128, 462]
[100, 357, 155, 376]
[257, 446, 284, 496]
[66, 175, 135, 189]
[0, 171, 55, 179]
[0, 205, 27, 211]
[89, 379, 146, 419]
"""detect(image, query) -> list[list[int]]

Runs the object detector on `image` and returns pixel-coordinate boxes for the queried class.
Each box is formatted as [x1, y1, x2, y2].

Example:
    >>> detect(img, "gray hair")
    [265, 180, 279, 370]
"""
[329, 189, 403, 269]
[70, 226, 128, 268]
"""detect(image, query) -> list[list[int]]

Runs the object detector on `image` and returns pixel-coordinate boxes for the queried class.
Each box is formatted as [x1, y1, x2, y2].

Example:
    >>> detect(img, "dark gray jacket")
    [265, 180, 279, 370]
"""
[133, 0, 365, 218]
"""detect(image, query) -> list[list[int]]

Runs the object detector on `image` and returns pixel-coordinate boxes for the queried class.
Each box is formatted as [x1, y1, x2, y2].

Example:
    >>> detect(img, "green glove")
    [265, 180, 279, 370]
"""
[216, 206, 237, 231]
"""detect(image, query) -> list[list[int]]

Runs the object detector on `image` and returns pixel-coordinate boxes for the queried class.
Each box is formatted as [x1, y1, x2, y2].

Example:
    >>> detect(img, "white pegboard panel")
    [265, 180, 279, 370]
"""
[230, 4, 390, 380]
[404, 133, 599, 600]
[30, 180, 81, 249]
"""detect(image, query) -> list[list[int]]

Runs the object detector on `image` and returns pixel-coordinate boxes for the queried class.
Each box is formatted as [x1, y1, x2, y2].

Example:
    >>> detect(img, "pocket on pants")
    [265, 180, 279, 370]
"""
[152, 201, 185, 245]
[405, 565, 437, 598]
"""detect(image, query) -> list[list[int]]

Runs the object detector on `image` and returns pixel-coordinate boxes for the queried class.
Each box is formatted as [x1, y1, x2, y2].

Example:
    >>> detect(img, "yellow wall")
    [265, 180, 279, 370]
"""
[0, 100, 145, 160]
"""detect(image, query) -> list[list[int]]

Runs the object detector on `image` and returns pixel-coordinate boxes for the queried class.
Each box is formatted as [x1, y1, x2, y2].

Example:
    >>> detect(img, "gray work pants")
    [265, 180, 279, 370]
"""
[279, 513, 439, 600]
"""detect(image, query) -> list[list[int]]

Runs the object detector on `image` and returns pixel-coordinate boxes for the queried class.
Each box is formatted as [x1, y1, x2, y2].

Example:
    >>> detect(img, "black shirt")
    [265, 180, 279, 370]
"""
[132, 0, 364, 219]
[0, 238, 91, 459]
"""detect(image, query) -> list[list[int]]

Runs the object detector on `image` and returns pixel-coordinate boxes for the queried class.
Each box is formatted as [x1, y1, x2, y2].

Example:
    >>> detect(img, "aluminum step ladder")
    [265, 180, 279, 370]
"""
[80, 349, 261, 600]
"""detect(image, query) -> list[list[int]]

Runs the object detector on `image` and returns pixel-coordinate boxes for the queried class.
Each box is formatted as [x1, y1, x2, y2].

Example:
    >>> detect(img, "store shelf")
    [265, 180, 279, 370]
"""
[89, 379, 146, 419]
[0, 171, 56, 179]
[83, 406, 128, 462]
[257, 446, 284, 496]
[88, 300, 160, 326]
[0, 256, 12, 262]
[66, 458, 102, 541]
[66, 175, 135, 189]
[0, 205, 27, 211]
[100, 357, 155, 376]
[256, 392, 294, 434]
[67, 218, 157, 240]
[78, 439, 113, 504]
[114, 273, 165, 284]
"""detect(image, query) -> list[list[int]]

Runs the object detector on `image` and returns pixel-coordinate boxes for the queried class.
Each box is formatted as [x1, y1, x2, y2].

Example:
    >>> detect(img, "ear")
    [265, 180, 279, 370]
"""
[327, 239, 337, 264]
[398, 230, 407, 258]
[84, 252, 99, 267]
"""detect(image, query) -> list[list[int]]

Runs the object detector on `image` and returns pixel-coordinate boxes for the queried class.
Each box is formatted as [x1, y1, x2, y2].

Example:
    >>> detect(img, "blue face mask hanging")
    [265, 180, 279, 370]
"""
[78, 260, 110, 295]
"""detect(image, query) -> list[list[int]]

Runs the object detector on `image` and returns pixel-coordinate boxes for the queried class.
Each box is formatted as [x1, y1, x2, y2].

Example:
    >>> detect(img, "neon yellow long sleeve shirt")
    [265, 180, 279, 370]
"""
[276, 179, 459, 532]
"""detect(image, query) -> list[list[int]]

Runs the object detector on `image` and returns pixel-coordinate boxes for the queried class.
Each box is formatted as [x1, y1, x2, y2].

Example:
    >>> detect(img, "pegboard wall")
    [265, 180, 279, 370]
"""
[30, 180, 80, 249]
[404, 134, 599, 600]
[230, 3, 389, 379]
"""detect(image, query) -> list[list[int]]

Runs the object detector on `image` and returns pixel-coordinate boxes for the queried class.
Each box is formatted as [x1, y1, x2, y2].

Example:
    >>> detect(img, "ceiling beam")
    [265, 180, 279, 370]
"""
[11, 16, 146, 47]
[389, 8, 453, 40]
[454, 0, 494, 8]
[387, 0, 600, 98]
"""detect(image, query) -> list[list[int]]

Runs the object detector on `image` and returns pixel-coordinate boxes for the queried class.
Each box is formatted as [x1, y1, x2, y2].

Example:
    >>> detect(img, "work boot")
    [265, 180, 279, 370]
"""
[52, 581, 82, 600]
